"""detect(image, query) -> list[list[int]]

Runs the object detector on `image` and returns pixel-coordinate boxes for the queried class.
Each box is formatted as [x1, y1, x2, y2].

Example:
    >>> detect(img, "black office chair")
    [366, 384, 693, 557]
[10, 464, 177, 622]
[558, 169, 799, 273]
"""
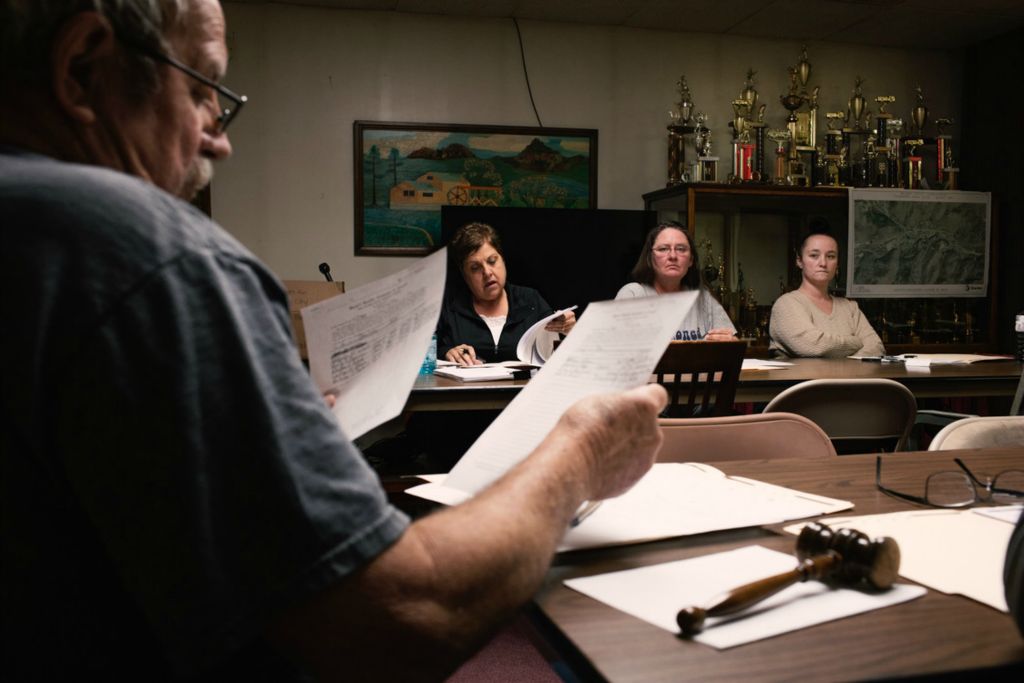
[653, 340, 747, 418]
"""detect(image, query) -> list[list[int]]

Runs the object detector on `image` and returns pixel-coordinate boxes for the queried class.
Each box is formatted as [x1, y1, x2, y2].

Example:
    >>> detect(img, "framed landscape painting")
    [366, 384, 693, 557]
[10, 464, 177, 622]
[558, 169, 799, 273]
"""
[353, 121, 598, 255]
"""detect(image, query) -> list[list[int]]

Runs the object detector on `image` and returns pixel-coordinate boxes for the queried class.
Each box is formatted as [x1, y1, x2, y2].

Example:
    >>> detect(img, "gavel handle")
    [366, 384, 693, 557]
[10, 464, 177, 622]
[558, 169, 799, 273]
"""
[676, 550, 840, 636]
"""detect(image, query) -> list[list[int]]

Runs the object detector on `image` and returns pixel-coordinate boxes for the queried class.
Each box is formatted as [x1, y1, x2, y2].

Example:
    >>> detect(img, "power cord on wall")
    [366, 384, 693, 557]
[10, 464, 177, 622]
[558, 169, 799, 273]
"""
[512, 17, 543, 127]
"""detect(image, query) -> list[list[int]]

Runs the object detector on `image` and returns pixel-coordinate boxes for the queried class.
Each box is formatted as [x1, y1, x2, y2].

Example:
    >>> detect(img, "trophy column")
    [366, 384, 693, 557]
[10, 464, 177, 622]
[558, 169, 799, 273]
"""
[666, 76, 696, 186]
[873, 95, 896, 188]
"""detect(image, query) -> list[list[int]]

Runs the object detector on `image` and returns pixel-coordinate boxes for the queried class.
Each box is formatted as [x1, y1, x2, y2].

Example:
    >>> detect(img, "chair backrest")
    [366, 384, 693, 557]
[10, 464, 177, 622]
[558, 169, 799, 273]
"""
[763, 378, 917, 453]
[653, 340, 747, 418]
[928, 415, 1024, 450]
[657, 412, 837, 463]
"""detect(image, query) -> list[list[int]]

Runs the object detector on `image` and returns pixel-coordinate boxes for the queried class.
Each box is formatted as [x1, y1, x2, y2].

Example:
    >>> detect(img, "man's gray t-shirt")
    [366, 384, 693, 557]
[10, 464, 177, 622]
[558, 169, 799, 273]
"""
[0, 148, 409, 680]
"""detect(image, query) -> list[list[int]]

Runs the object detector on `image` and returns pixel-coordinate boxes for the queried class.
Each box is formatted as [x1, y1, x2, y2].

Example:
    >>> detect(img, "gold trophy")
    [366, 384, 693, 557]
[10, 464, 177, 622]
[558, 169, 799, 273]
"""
[729, 69, 759, 182]
[667, 76, 696, 186]
[823, 112, 845, 186]
[693, 112, 718, 183]
[904, 137, 925, 189]
[793, 47, 819, 151]
[848, 76, 867, 130]
[887, 118, 904, 187]
[766, 129, 789, 184]
[935, 117, 958, 189]
[779, 68, 807, 185]
[872, 95, 896, 187]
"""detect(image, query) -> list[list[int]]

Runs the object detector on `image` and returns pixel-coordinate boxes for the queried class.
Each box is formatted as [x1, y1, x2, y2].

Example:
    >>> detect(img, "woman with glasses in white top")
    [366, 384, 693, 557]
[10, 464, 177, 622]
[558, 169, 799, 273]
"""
[615, 221, 737, 341]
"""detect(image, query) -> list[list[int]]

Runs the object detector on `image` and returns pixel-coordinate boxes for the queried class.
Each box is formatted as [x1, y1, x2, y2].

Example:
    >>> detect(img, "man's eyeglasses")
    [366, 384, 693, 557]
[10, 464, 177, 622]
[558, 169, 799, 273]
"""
[120, 39, 247, 134]
[876, 456, 1024, 508]
[652, 245, 689, 256]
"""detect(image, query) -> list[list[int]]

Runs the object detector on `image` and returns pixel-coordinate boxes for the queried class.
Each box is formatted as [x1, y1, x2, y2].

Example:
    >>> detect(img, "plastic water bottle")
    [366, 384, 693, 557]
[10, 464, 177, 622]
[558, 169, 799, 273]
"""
[420, 334, 437, 375]
[1016, 312, 1024, 362]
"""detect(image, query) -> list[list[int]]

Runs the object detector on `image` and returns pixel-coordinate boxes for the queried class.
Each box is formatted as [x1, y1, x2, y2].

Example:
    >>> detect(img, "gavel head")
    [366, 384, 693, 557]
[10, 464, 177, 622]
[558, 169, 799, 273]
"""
[796, 522, 900, 589]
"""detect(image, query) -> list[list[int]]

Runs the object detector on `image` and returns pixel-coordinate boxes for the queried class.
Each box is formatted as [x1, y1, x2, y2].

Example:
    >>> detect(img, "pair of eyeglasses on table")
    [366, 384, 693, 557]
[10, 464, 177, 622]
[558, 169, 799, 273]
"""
[876, 455, 1024, 508]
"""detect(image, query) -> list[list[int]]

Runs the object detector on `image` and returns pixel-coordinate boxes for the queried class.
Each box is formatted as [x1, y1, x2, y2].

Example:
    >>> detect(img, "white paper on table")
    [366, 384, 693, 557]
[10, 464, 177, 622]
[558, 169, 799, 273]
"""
[557, 462, 851, 552]
[432, 366, 517, 382]
[302, 249, 446, 438]
[516, 306, 578, 365]
[784, 506, 1023, 612]
[742, 359, 793, 370]
[441, 292, 698, 495]
[565, 545, 926, 649]
[405, 461, 852, 552]
[901, 353, 1013, 367]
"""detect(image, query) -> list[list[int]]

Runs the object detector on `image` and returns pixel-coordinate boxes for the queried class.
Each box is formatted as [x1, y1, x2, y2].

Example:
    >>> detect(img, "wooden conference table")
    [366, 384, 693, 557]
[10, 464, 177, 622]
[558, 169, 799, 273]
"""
[529, 448, 1024, 682]
[405, 357, 1023, 412]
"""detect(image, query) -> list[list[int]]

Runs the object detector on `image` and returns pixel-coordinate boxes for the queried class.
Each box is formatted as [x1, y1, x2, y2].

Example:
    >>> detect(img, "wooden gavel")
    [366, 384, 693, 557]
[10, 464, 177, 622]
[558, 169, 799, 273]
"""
[676, 522, 900, 636]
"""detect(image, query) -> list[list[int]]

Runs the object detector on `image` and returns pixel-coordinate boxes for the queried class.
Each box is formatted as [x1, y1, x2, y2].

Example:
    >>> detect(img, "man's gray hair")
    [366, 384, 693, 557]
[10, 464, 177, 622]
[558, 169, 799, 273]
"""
[0, 0, 189, 89]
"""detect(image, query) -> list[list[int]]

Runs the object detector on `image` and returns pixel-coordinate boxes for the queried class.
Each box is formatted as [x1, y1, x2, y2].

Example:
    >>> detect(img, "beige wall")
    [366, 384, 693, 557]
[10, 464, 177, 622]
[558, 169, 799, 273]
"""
[215, 2, 963, 289]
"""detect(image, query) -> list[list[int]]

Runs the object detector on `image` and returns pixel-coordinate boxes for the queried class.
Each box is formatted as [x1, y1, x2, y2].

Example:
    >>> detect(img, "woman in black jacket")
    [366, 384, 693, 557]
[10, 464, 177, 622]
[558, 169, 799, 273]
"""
[438, 222, 574, 365]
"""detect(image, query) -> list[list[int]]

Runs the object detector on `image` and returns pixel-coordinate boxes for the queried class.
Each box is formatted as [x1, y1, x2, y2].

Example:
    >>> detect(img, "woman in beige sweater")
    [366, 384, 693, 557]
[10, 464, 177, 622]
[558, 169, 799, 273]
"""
[769, 232, 884, 358]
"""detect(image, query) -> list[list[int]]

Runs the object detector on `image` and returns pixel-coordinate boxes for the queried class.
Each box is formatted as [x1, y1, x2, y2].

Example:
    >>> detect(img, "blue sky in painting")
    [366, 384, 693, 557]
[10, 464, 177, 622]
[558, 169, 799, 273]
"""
[363, 129, 590, 159]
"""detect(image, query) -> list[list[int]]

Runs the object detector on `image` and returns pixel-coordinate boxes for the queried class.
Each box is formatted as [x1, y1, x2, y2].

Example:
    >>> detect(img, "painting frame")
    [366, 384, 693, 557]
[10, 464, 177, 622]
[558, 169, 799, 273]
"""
[353, 121, 598, 256]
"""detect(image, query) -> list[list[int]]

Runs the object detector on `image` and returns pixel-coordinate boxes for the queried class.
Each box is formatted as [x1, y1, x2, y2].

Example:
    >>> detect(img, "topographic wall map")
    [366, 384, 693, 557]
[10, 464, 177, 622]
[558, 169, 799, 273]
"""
[847, 189, 990, 298]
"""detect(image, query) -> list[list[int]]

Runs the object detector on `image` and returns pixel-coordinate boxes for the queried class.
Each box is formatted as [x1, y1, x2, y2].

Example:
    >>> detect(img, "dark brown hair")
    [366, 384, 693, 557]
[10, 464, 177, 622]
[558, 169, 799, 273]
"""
[448, 222, 503, 272]
[630, 221, 702, 290]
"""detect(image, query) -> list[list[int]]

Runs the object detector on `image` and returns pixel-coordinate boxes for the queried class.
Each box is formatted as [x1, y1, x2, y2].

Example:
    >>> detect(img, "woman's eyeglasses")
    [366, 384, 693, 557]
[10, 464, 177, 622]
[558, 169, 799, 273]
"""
[876, 456, 1024, 508]
[652, 245, 689, 256]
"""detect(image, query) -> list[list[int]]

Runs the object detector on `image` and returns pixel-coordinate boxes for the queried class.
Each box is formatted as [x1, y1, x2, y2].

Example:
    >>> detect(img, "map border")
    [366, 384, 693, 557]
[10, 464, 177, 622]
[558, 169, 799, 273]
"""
[847, 188, 991, 298]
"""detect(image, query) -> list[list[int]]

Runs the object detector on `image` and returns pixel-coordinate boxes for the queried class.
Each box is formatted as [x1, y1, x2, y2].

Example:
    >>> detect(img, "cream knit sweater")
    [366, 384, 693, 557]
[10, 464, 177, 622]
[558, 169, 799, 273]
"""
[769, 290, 885, 358]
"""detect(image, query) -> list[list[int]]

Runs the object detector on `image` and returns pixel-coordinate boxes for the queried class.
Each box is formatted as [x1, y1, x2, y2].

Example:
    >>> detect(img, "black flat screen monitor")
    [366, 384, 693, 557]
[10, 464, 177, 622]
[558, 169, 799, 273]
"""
[441, 206, 657, 315]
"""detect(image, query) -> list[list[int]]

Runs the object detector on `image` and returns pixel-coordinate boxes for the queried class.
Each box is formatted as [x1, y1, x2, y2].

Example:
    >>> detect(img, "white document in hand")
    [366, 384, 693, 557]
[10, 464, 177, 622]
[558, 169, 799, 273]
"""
[515, 305, 578, 365]
[565, 545, 926, 649]
[302, 249, 446, 439]
[442, 291, 698, 495]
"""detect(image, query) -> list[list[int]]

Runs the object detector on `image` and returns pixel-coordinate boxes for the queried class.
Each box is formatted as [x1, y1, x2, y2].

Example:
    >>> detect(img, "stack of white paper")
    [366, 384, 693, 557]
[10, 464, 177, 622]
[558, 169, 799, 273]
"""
[407, 462, 853, 552]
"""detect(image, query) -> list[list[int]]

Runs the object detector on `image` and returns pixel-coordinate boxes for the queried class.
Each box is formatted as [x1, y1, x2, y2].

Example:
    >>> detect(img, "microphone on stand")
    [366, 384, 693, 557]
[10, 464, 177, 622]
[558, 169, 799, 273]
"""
[318, 262, 333, 282]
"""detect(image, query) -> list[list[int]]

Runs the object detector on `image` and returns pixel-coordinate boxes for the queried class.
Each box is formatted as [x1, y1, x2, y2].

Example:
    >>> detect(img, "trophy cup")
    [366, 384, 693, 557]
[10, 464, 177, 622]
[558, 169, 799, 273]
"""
[871, 95, 896, 187]
[779, 68, 808, 186]
[793, 47, 819, 153]
[823, 112, 845, 186]
[694, 112, 718, 183]
[666, 76, 696, 186]
[910, 86, 929, 137]
[731, 98, 753, 182]
[934, 117, 957, 189]
[726, 69, 759, 182]
[887, 118, 904, 187]
[848, 76, 867, 131]
[904, 137, 925, 189]
[842, 77, 873, 185]
[740, 69, 767, 180]
[863, 134, 877, 187]
[766, 129, 789, 184]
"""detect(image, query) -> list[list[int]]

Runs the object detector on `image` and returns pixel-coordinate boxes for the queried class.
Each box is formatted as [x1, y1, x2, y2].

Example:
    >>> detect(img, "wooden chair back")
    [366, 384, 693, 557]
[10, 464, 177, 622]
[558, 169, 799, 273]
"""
[653, 340, 747, 418]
